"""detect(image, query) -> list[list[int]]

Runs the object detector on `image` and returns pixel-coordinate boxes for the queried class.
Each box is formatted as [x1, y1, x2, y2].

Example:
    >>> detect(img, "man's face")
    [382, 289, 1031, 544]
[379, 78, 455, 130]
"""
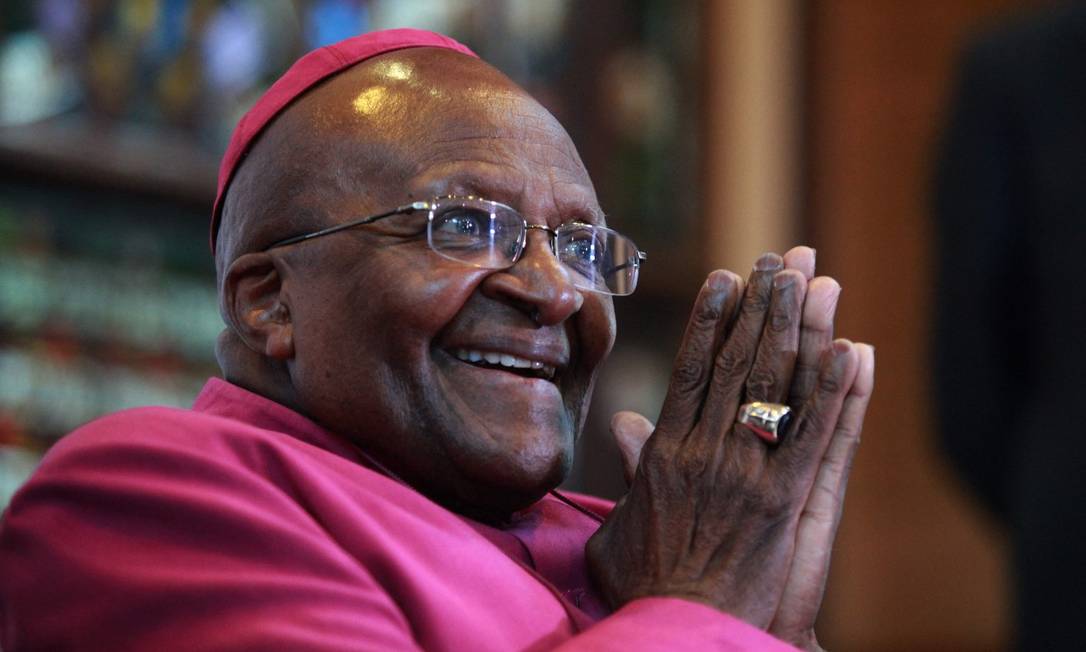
[254, 50, 616, 515]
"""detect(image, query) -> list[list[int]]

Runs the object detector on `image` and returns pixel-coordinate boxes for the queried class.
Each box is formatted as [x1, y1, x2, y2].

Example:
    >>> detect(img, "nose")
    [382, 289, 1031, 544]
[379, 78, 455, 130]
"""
[479, 228, 584, 325]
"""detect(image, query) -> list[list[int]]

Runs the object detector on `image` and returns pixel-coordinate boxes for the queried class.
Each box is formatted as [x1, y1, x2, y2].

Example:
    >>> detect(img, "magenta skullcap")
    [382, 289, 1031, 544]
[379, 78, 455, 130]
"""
[210, 28, 478, 254]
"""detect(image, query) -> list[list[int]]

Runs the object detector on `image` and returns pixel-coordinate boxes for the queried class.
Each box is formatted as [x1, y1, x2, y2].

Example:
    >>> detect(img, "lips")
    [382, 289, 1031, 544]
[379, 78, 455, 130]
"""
[452, 348, 558, 380]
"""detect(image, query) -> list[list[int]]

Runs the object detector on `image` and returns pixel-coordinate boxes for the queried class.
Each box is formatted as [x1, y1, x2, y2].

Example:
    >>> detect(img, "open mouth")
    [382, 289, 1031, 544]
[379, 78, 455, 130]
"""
[452, 348, 557, 381]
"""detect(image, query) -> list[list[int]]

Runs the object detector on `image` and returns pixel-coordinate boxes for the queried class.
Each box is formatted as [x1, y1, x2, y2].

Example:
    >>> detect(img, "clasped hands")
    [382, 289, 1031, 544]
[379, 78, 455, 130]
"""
[587, 247, 875, 651]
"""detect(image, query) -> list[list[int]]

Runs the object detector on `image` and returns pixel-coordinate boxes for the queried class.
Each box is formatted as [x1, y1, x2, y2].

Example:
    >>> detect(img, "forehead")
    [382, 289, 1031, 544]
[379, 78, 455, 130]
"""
[302, 49, 601, 222]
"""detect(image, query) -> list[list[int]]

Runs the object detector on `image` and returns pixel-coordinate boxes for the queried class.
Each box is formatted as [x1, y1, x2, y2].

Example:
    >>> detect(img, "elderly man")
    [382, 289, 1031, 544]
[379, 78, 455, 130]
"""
[0, 30, 873, 651]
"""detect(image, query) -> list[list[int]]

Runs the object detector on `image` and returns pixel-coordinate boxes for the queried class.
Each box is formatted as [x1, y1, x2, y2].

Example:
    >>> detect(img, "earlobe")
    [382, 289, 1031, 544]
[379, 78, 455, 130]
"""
[222, 252, 295, 361]
[258, 306, 294, 359]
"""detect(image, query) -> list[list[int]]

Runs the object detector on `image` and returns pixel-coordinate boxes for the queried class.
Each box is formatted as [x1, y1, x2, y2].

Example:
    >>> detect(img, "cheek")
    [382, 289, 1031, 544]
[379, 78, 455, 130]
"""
[288, 258, 488, 401]
[562, 296, 615, 420]
[309, 251, 490, 361]
[578, 295, 617, 369]
[366, 262, 490, 337]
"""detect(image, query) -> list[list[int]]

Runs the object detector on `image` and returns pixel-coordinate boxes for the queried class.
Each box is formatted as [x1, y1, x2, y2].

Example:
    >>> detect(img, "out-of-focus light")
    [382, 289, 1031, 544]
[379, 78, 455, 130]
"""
[0, 32, 75, 125]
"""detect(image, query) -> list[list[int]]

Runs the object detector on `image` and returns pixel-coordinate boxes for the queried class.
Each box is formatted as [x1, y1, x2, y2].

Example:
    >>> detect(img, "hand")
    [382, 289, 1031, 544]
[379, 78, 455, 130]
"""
[587, 248, 874, 644]
[609, 247, 821, 483]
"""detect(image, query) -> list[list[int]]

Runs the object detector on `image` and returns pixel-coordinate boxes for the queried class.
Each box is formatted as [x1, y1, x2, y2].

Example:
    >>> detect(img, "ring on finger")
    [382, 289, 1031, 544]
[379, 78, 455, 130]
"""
[737, 401, 792, 445]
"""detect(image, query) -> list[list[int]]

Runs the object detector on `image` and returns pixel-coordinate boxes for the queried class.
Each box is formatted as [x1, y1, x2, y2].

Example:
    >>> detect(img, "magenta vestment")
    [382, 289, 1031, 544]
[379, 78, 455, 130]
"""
[0, 379, 798, 651]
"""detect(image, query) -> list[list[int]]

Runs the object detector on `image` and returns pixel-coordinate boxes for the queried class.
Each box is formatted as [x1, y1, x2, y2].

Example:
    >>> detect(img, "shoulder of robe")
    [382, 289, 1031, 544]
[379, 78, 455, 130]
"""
[23, 405, 314, 494]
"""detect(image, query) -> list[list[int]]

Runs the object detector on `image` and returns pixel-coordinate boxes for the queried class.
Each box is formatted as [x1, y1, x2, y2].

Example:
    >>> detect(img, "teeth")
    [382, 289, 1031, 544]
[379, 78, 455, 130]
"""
[453, 348, 556, 379]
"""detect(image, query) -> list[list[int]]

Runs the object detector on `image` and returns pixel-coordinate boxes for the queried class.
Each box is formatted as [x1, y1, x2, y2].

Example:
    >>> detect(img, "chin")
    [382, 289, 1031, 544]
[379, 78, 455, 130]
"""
[447, 442, 574, 519]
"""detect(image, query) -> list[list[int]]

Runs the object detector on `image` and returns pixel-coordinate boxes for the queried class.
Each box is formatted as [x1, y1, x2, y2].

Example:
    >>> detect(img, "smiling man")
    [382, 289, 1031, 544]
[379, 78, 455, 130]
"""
[0, 30, 874, 651]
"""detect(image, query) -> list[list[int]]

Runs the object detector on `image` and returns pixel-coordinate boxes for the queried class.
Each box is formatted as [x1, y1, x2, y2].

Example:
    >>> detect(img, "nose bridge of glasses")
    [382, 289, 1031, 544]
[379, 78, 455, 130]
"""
[518, 222, 564, 267]
[524, 223, 557, 236]
[518, 222, 609, 296]
[523, 223, 558, 252]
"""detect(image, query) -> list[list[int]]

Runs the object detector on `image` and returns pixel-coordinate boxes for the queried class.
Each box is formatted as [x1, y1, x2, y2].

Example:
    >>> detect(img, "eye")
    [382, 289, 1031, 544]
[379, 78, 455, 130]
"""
[432, 208, 491, 240]
[559, 226, 607, 272]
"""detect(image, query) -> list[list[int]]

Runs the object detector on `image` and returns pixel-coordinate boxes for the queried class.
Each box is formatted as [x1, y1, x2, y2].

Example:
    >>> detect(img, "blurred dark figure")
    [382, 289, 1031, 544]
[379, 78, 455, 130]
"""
[934, 4, 1086, 650]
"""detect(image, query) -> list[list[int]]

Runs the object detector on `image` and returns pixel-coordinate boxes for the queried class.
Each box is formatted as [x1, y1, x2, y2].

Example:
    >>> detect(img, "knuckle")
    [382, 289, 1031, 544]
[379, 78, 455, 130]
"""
[714, 347, 749, 379]
[828, 446, 858, 480]
[817, 372, 844, 396]
[768, 308, 794, 334]
[693, 297, 724, 328]
[671, 356, 707, 393]
[640, 435, 676, 466]
[741, 291, 771, 314]
[800, 504, 836, 529]
[835, 423, 861, 445]
[674, 452, 710, 480]
[745, 368, 777, 400]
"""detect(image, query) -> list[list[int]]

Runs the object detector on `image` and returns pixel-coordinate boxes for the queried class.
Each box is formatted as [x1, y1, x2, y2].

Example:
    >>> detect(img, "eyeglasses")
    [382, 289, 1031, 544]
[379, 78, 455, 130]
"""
[263, 195, 647, 296]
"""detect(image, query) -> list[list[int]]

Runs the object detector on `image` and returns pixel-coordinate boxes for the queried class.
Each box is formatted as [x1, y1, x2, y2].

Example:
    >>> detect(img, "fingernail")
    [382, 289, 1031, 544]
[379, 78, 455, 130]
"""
[773, 272, 795, 289]
[832, 339, 852, 356]
[754, 253, 783, 271]
[705, 272, 732, 312]
[708, 270, 731, 291]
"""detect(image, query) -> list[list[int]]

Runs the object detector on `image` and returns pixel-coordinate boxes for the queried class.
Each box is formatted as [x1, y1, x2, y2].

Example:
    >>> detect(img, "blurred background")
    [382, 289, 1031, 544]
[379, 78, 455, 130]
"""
[0, 0, 1070, 649]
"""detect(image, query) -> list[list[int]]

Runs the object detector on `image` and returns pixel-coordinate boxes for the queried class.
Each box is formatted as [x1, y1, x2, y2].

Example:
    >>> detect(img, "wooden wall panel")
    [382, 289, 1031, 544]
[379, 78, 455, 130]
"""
[802, 2, 1041, 650]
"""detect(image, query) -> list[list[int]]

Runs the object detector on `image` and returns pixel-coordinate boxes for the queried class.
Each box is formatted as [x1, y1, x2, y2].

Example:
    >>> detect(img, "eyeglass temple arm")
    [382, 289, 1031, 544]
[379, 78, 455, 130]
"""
[602, 251, 647, 275]
[263, 201, 431, 250]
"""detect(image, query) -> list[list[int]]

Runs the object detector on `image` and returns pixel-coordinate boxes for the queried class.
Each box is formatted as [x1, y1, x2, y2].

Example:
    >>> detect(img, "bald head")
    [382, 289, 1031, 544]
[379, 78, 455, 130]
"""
[215, 47, 581, 282]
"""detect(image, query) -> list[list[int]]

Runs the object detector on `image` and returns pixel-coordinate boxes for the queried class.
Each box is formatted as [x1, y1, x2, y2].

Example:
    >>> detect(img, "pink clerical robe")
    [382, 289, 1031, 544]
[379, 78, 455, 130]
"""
[0, 378, 798, 651]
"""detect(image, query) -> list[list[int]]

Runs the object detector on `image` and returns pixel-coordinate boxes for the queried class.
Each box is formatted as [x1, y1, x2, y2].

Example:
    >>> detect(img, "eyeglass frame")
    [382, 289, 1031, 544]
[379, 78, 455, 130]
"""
[261, 195, 648, 296]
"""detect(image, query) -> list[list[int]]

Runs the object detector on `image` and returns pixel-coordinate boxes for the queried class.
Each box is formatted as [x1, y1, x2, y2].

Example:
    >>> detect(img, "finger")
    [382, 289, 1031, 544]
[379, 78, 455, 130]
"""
[697, 253, 783, 435]
[772, 339, 859, 478]
[769, 343, 874, 639]
[783, 246, 815, 280]
[787, 277, 841, 408]
[610, 411, 655, 486]
[730, 270, 805, 459]
[655, 270, 743, 437]
[801, 343, 874, 516]
[743, 269, 807, 404]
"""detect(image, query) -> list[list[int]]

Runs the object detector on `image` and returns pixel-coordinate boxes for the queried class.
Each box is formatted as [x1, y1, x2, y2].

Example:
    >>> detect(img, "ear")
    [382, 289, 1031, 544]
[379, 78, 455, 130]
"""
[221, 252, 294, 360]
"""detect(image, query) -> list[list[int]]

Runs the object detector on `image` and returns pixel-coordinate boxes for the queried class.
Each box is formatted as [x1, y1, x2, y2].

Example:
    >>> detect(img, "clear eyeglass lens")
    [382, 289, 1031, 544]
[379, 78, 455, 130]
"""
[428, 199, 524, 269]
[556, 223, 640, 295]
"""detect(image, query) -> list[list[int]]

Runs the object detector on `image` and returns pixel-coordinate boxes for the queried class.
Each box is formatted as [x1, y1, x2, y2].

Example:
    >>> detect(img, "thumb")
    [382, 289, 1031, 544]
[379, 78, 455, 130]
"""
[610, 411, 655, 486]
